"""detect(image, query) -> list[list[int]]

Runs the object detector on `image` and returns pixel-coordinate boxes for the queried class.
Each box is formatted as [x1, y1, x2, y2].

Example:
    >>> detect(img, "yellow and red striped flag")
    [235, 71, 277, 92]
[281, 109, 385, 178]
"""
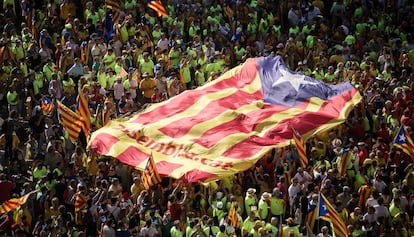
[337, 150, 351, 176]
[77, 89, 92, 138]
[119, 67, 128, 79]
[74, 192, 87, 212]
[0, 190, 37, 215]
[57, 101, 83, 142]
[291, 125, 308, 168]
[229, 202, 240, 228]
[142, 153, 162, 190]
[88, 57, 361, 183]
[105, 0, 121, 22]
[148, 0, 168, 17]
[306, 205, 317, 236]
[318, 193, 348, 237]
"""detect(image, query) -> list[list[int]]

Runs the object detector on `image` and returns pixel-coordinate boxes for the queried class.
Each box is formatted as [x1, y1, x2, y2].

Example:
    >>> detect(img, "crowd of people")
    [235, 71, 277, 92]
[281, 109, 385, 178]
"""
[1, 0, 414, 236]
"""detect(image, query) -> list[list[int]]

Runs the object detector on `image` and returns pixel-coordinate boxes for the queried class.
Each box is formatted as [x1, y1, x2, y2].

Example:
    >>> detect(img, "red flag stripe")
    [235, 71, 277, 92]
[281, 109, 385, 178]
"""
[158, 90, 264, 138]
[57, 101, 83, 142]
[131, 61, 259, 124]
[222, 89, 357, 158]
[338, 152, 350, 176]
[77, 93, 91, 135]
[148, 0, 168, 16]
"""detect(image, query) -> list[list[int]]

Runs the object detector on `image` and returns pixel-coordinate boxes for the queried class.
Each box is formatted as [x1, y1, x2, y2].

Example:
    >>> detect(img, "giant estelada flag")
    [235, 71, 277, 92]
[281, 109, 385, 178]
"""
[88, 56, 361, 183]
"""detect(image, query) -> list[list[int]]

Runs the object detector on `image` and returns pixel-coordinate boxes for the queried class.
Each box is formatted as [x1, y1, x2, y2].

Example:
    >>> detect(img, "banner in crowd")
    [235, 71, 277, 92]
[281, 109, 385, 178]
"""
[88, 56, 361, 183]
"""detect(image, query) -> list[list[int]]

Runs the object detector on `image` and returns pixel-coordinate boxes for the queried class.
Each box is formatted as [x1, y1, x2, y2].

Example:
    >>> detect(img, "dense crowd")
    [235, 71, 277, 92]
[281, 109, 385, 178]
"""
[1, 0, 414, 236]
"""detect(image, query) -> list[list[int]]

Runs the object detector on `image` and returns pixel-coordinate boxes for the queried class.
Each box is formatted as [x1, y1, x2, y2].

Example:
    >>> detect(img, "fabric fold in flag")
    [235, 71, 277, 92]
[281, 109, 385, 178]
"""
[393, 125, 414, 159]
[142, 153, 162, 190]
[88, 56, 361, 183]
[148, 0, 168, 17]
[0, 190, 37, 215]
[57, 101, 83, 142]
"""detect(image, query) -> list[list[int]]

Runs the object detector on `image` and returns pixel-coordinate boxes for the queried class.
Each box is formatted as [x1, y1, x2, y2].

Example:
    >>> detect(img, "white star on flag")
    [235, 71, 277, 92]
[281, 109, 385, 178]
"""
[399, 134, 406, 142]
[272, 67, 318, 92]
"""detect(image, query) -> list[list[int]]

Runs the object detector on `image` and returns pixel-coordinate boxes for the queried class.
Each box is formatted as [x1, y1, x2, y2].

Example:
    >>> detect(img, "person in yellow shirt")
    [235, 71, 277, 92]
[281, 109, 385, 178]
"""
[282, 218, 301, 237]
[139, 72, 157, 104]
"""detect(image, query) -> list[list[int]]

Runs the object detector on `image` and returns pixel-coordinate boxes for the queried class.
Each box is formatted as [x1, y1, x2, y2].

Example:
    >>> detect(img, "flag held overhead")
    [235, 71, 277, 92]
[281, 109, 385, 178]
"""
[88, 56, 361, 183]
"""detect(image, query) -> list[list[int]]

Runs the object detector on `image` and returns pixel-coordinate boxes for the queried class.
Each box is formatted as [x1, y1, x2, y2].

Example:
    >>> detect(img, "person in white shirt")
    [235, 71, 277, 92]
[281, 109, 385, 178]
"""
[292, 167, 313, 192]
[362, 206, 377, 224]
[288, 178, 301, 215]
[374, 197, 389, 220]
[102, 218, 116, 237]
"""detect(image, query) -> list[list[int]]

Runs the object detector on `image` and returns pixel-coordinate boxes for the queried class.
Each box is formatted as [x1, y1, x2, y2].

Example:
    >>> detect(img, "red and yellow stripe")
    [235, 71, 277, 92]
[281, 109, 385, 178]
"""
[57, 101, 83, 142]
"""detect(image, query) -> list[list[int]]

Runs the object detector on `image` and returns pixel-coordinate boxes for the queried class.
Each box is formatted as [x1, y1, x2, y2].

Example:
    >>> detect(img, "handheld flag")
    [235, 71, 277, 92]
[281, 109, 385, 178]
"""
[290, 125, 308, 167]
[74, 192, 87, 212]
[229, 202, 240, 228]
[105, 0, 121, 23]
[77, 89, 92, 138]
[88, 56, 361, 183]
[148, 0, 168, 17]
[0, 190, 37, 215]
[57, 101, 83, 142]
[393, 125, 414, 159]
[306, 205, 317, 236]
[276, 216, 283, 237]
[119, 67, 128, 79]
[142, 153, 162, 189]
[318, 193, 348, 237]
[337, 150, 351, 176]
[41, 96, 54, 114]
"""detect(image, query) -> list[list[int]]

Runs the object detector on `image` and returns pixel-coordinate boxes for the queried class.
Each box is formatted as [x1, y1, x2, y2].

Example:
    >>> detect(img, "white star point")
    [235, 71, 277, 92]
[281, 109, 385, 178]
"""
[272, 67, 318, 92]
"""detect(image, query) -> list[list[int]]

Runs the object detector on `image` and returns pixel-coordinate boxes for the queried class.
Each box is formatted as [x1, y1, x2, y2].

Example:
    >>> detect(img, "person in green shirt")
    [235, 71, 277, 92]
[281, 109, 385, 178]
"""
[242, 211, 256, 236]
[215, 225, 228, 237]
[138, 52, 155, 77]
[258, 192, 270, 220]
[389, 198, 402, 218]
[282, 218, 300, 237]
[103, 48, 116, 71]
[170, 220, 183, 237]
[265, 217, 279, 236]
[43, 59, 56, 82]
[270, 188, 284, 217]
[203, 218, 219, 236]
[7, 84, 18, 112]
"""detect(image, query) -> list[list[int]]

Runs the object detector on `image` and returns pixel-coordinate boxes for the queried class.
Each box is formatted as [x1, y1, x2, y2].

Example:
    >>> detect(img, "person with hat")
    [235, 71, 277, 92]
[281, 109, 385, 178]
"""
[139, 72, 157, 104]
[213, 201, 225, 225]
[245, 188, 258, 216]
[258, 192, 271, 221]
